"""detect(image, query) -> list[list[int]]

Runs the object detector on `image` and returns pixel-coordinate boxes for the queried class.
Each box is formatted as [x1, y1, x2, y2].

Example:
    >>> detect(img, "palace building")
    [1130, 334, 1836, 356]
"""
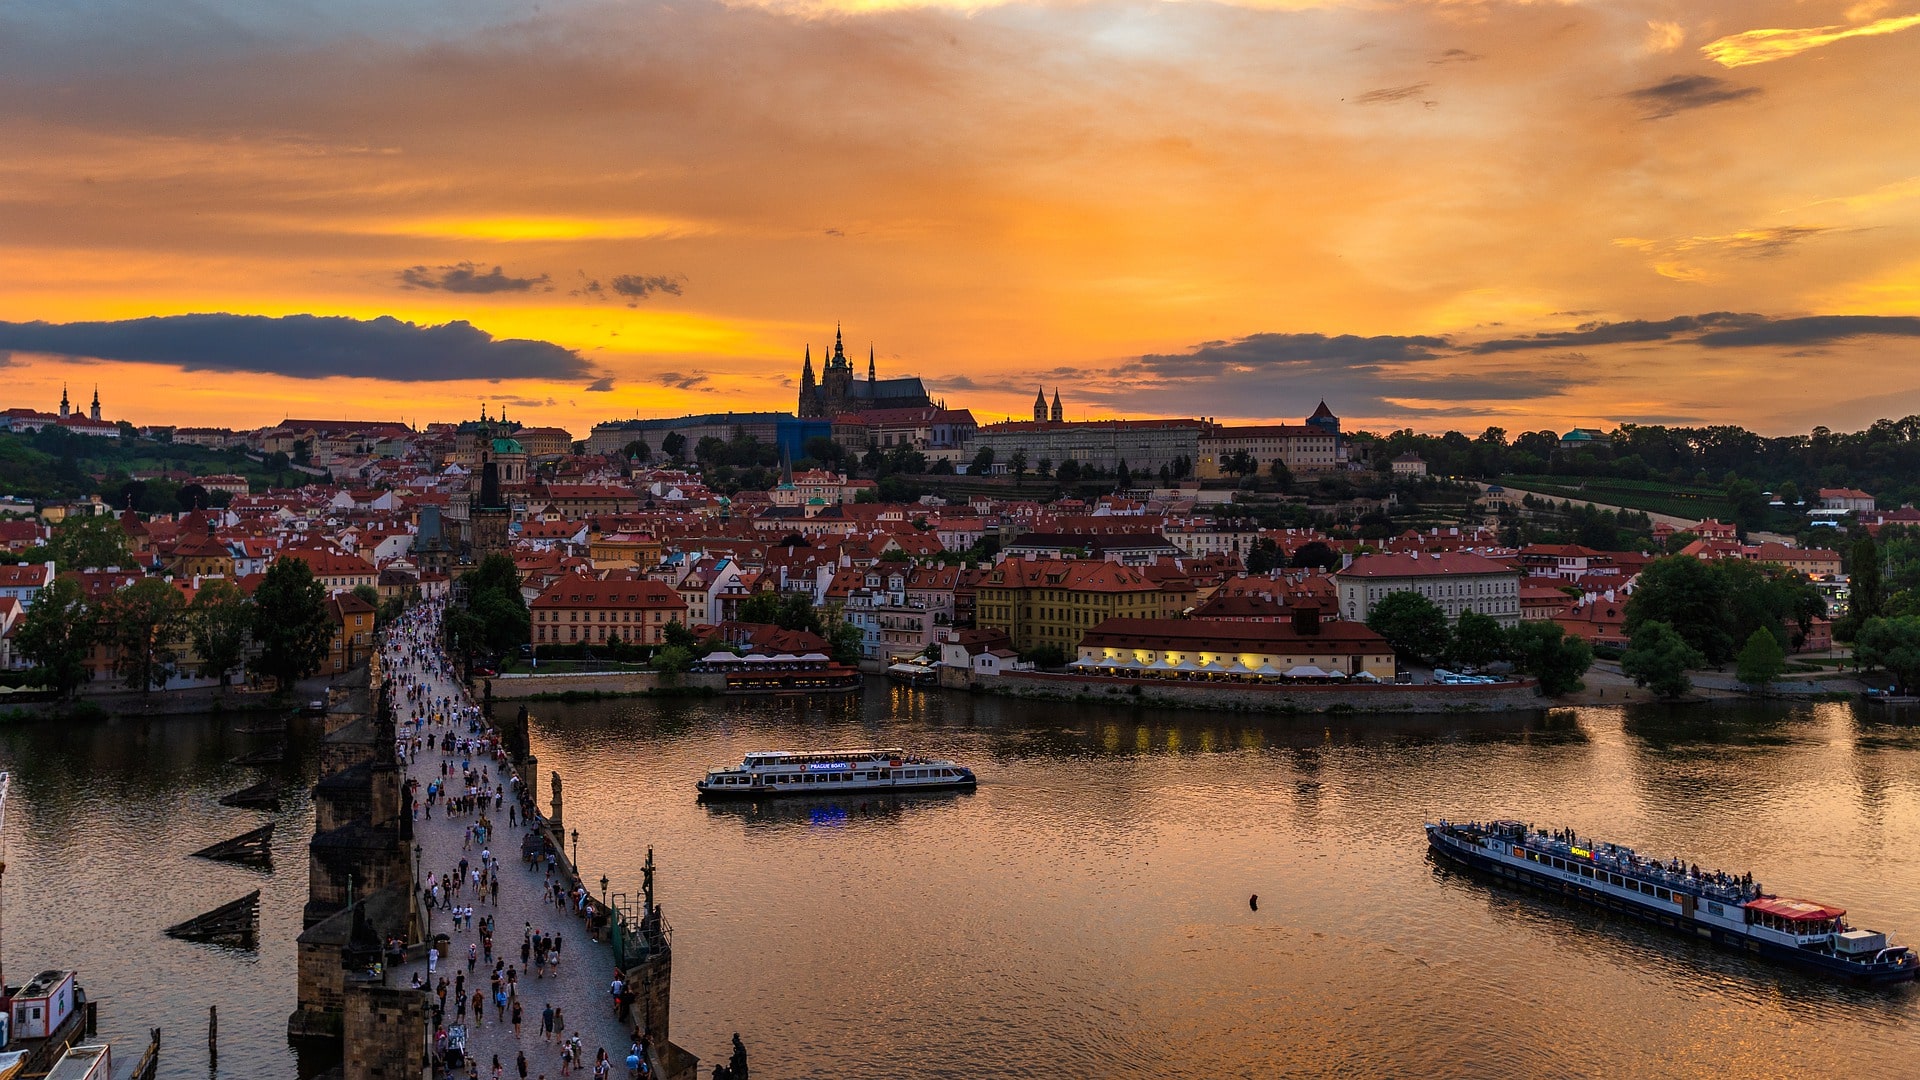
[797, 326, 934, 419]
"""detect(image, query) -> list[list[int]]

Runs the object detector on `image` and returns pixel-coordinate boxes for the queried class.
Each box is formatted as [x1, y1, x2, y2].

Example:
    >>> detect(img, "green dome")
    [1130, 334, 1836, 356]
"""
[491, 436, 525, 454]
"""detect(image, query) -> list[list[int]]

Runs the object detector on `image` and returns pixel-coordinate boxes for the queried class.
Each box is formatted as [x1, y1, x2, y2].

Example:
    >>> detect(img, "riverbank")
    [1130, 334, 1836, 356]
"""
[974, 669, 1544, 713]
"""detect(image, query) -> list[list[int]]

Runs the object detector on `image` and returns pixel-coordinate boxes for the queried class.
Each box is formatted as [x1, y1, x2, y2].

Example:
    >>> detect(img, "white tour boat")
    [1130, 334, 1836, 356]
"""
[696, 748, 976, 799]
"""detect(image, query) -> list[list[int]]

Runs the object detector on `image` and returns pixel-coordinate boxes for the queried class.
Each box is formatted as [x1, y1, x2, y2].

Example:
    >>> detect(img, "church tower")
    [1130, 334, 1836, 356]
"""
[868, 345, 876, 383]
[59, 385, 70, 419]
[1033, 388, 1047, 422]
[821, 324, 854, 416]
[1051, 389, 1063, 423]
[798, 345, 818, 417]
[90, 386, 101, 422]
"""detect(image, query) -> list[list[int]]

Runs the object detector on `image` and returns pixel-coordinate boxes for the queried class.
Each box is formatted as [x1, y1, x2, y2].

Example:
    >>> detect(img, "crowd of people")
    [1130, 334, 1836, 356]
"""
[381, 600, 648, 1080]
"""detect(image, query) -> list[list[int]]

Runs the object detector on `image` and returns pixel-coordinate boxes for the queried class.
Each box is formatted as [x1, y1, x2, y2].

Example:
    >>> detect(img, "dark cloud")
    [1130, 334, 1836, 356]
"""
[824, 228, 845, 238]
[584, 376, 615, 392]
[653, 371, 709, 390]
[610, 274, 685, 300]
[1132, 332, 1451, 376]
[1430, 49, 1481, 65]
[1353, 83, 1428, 105]
[489, 396, 554, 408]
[0, 313, 591, 381]
[398, 262, 550, 293]
[1695, 315, 1920, 348]
[1082, 330, 1586, 420]
[1472, 312, 1765, 353]
[1701, 226, 1831, 258]
[571, 275, 605, 299]
[1627, 75, 1761, 120]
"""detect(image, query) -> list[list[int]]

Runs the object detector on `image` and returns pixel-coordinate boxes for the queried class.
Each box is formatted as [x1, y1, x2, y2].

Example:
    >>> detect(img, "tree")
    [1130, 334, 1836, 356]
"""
[1621, 620, 1705, 699]
[969, 446, 996, 475]
[663, 619, 699, 650]
[49, 514, 129, 571]
[1850, 534, 1883, 628]
[1244, 537, 1283, 574]
[1366, 591, 1450, 665]
[455, 554, 530, 654]
[623, 439, 652, 463]
[252, 557, 334, 691]
[827, 616, 865, 665]
[1056, 460, 1081, 483]
[660, 432, 687, 461]
[1036, 457, 1052, 480]
[1735, 627, 1787, 690]
[1503, 621, 1593, 696]
[352, 583, 381, 611]
[104, 576, 187, 692]
[1289, 540, 1339, 570]
[1009, 449, 1028, 486]
[1853, 615, 1920, 695]
[1450, 610, 1506, 670]
[176, 483, 210, 511]
[1624, 555, 1735, 664]
[1268, 458, 1293, 491]
[651, 645, 694, 674]
[1115, 460, 1132, 489]
[187, 577, 252, 687]
[16, 576, 94, 698]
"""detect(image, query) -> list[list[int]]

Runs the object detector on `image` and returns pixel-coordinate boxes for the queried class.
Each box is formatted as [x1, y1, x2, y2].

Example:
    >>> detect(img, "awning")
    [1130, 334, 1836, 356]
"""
[1284, 665, 1331, 678]
[1745, 896, 1846, 922]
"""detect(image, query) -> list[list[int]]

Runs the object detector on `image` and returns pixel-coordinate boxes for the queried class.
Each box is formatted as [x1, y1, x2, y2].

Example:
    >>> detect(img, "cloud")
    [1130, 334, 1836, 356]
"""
[1132, 331, 1452, 377]
[1083, 330, 1585, 420]
[1472, 313, 1766, 353]
[0, 313, 591, 381]
[1703, 13, 1920, 67]
[1352, 83, 1429, 106]
[397, 262, 551, 293]
[1625, 75, 1761, 119]
[1694, 315, 1920, 348]
[1429, 49, 1481, 65]
[1643, 20, 1686, 54]
[584, 376, 615, 392]
[610, 274, 685, 300]
[653, 371, 709, 390]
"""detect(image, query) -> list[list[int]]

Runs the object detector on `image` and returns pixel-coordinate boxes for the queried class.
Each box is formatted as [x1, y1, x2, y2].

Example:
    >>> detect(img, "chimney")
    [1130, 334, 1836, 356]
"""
[1290, 601, 1321, 636]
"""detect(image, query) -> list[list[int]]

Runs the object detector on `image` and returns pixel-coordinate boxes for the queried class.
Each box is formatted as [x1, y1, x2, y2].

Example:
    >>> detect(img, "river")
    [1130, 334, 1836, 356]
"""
[0, 686, 1914, 1077]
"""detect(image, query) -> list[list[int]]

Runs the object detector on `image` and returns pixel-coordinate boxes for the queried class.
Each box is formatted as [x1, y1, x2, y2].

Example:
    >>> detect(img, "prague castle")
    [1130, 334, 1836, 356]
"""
[797, 326, 934, 418]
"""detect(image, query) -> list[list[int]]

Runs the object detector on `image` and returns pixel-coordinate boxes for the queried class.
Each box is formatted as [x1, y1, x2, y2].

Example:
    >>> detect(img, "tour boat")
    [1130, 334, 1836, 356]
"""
[1427, 820, 1917, 984]
[696, 748, 976, 799]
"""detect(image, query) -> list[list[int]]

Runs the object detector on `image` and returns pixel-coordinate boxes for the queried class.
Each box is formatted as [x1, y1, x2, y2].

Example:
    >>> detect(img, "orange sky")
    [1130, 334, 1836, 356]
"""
[2, 0, 1918, 438]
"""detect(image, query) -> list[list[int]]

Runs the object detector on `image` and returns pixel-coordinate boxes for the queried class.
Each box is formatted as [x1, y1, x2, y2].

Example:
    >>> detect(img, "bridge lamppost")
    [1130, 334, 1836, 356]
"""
[413, 842, 422, 887]
[599, 875, 609, 907]
[571, 828, 579, 869]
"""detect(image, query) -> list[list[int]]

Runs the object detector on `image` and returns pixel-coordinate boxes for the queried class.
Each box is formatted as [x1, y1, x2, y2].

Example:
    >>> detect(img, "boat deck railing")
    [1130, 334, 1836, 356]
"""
[1436, 820, 1759, 906]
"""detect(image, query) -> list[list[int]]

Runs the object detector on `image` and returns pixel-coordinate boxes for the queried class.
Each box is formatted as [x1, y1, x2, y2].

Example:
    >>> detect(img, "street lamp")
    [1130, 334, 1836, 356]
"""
[413, 842, 422, 887]
[599, 875, 609, 907]
[570, 828, 579, 869]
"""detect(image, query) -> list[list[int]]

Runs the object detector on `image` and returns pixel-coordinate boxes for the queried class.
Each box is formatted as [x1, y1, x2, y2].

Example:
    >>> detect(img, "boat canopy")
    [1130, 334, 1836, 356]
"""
[1746, 896, 1846, 922]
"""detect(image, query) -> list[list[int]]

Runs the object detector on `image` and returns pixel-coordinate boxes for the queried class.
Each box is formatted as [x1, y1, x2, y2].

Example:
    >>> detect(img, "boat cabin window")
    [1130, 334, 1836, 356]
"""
[1656, 888, 1670, 901]
[1552, 857, 1565, 870]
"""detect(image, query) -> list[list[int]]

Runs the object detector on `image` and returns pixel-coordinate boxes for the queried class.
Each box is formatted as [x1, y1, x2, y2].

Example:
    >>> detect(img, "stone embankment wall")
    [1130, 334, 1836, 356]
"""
[977, 670, 1543, 714]
[487, 671, 727, 698]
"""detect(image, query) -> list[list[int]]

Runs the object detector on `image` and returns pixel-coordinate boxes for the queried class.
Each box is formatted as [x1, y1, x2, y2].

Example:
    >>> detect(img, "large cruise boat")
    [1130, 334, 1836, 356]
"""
[1427, 819, 1917, 984]
[696, 748, 976, 799]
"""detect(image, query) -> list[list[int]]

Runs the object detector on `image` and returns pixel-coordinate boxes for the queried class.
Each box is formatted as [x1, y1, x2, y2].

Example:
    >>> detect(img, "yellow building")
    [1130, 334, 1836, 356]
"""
[974, 558, 1165, 654]
[588, 531, 663, 571]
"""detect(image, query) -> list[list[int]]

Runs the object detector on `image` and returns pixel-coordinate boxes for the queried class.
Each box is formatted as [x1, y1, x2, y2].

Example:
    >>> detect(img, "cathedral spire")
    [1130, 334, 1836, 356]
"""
[1034, 386, 1047, 422]
[834, 323, 844, 361]
[60, 384, 70, 418]
[91, 385, 101, 422]
[868, 345, 876, 382]
[1051, 388, 1063, 423]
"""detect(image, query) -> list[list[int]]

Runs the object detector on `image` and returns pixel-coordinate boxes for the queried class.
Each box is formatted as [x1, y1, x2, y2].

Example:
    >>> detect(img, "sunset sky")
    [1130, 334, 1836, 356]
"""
[3, 0, 1919, 437]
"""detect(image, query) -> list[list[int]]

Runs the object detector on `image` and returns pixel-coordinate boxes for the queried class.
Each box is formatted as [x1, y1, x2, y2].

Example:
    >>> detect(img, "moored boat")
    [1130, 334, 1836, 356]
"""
[1426, 819, 1917, 985]
[697, 748, 976, 799]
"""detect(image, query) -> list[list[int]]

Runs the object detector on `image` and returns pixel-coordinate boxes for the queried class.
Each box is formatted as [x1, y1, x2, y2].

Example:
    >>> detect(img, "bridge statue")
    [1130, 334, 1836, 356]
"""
[550, 770, 563, 830]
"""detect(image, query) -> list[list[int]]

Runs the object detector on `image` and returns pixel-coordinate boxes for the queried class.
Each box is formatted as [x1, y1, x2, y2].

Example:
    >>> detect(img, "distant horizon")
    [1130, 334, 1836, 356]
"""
[5, 1, 1919, 444]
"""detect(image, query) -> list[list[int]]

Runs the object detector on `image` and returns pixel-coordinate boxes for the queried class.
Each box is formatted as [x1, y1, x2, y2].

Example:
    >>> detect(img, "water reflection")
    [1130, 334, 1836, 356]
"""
[700, 789, 975, 831]
[526, 679, 1920, 1079]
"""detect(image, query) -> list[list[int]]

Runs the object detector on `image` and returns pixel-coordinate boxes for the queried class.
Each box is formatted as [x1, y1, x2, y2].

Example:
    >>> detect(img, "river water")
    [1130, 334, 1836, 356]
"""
[0, 686, 1915, 1078]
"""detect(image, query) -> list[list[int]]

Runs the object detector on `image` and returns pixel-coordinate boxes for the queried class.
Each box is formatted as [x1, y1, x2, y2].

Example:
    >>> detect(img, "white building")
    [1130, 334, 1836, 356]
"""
[1335, 551, 1522, 627]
